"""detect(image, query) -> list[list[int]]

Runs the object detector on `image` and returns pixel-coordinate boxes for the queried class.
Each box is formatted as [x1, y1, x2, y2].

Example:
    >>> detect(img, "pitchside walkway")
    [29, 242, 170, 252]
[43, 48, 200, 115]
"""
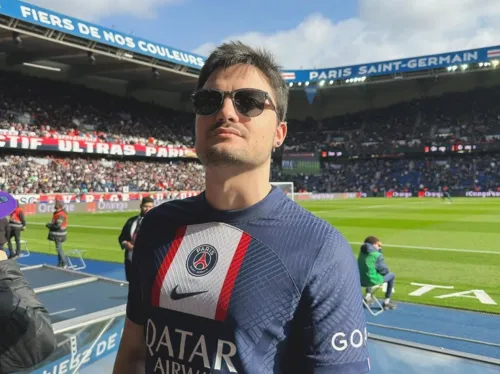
[14, 252, 500, 373]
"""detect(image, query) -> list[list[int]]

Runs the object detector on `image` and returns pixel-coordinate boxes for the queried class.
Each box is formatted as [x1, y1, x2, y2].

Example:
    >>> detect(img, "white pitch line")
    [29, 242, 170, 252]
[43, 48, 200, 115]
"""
[49, 308, 76, 316]
[26, 222, 500, 255]
[311, 202, 427, 214]
[349, 242, 500, 255]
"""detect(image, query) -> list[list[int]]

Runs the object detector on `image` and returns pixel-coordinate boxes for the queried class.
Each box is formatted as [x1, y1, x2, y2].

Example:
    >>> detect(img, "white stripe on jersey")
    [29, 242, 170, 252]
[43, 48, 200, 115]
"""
[157, 222, 246, 320]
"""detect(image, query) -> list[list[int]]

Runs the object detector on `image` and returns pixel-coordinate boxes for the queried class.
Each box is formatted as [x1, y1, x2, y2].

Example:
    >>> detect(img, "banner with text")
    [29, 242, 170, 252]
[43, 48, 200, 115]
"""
[14, 191, 201, 205]
[1, 0, 206, 69]
[15, 191, 201, 214]
[295, 192, 367, 201]
[0, 135, 197, 158]
[282, 46, 500, 83]
[27, 317, 124, 374]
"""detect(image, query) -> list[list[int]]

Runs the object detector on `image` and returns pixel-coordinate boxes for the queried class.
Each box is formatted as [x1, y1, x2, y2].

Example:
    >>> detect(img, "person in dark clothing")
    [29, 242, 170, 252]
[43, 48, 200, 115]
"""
[0, 216, 10, 253]
[118, 197, 154, 282]
[8, 201, 26, 259]
[441, 185, 453, 203]
[0, 243, 57, 373]
[357, 236, 397, 310]
[45, 200, 69, 268]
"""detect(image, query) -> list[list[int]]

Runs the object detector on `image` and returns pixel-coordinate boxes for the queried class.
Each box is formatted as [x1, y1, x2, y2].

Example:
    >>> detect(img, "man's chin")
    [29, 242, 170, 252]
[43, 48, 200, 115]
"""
[200, 146, 248, 167]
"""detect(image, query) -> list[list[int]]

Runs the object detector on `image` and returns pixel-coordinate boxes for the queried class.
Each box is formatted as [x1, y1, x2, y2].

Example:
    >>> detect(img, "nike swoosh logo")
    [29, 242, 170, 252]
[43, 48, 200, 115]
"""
[171, 285, 208, 300]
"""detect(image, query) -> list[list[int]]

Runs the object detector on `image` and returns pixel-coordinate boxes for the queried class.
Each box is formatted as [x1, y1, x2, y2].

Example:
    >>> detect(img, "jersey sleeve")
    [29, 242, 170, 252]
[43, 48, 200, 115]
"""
[301, 231, 370, 373]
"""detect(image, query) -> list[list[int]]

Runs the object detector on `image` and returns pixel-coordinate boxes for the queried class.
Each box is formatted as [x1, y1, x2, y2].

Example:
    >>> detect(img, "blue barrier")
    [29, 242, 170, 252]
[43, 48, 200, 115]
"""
[368, 334, 500, 373]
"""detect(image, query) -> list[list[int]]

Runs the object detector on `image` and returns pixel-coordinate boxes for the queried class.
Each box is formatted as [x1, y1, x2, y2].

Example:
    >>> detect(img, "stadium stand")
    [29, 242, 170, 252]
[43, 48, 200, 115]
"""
[1, 70, 499, 196]
[272, 154, 500, 194]
[0, 71, 194, 148]
[0, 155, 205, 194]
[285, 84, 500, 155]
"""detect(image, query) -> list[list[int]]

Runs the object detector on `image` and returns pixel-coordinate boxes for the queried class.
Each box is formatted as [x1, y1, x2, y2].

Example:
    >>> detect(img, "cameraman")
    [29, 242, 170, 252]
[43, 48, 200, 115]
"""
[0, 243, 57, 373]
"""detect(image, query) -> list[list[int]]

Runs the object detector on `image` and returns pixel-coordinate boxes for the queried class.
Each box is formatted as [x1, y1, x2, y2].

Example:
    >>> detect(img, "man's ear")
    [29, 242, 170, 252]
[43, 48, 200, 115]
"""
[275, 121, 287, 148]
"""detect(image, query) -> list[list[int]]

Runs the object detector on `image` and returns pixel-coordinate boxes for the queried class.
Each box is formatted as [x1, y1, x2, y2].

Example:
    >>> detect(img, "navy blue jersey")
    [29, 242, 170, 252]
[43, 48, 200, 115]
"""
[127, 187, 370, 374]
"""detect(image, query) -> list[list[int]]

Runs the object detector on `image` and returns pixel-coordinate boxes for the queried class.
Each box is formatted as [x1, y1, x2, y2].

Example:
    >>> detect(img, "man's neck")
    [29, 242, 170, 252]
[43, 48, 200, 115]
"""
[204, 165, 272, 211]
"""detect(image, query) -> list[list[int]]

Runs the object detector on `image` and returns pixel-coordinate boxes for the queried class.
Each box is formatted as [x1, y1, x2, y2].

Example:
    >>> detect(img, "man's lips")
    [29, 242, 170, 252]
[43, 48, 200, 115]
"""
[212, 127, 242, 137]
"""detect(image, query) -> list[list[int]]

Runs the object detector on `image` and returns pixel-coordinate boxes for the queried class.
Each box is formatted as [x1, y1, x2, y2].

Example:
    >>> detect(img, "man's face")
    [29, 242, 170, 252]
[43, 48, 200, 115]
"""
[140, 202, 154, 216]
[375, 241, 383, 250]
[194, 64, 287, 168]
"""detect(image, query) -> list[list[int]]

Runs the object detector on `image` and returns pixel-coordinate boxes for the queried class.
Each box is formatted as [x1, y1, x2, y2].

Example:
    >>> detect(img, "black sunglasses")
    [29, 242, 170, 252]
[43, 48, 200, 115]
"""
[191, 88, 277, 117]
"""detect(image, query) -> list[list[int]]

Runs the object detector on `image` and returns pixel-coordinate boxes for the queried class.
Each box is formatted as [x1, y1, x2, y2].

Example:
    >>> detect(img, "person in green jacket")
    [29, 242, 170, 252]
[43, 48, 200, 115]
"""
[357, 236, 397, 310]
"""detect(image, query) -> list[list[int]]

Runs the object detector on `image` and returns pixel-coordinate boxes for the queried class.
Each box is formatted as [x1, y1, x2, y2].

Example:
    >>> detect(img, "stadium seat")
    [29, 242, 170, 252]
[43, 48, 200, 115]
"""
[363, 283, 386, 316]
[66, 249, 87, 271]
[19, 240, 30, 258]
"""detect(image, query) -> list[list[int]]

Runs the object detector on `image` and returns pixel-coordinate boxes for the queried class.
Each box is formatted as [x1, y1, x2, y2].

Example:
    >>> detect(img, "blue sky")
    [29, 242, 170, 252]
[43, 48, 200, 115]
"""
[29, 0, 500, 69]
[100, 0, 358, 55]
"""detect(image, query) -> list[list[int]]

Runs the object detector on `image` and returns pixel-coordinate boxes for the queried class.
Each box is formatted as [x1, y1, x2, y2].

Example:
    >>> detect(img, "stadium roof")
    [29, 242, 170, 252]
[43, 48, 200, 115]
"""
[0, 0, 204, 95]
[1, 0, 499, 98]
[0, 28, 199, 93]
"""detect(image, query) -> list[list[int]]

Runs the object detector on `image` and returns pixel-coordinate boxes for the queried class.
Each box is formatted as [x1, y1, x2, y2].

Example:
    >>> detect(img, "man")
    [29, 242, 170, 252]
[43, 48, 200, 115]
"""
[0, 215, 10, 254]
[441, 185, 453, 203]
[113, 41, 370, 374]
[8, 200, 26, 259]
[45, 200, 69, 268]
[357, 236, 397, 310]
[118, 196, 154, 282]
[0, 250, 57, 373]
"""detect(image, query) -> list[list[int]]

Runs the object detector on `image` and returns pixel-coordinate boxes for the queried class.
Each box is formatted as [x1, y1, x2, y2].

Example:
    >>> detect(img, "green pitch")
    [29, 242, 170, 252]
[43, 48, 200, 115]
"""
[17, 198, 500, 314]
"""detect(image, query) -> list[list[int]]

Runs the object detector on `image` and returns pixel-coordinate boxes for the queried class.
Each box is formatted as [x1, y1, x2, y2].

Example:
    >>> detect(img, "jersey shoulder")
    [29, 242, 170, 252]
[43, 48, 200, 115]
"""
[272, 195, 341, 251]
[252, 197, 349, 292]
[148, 194, 204, 224]
[137, 195, 204, 240]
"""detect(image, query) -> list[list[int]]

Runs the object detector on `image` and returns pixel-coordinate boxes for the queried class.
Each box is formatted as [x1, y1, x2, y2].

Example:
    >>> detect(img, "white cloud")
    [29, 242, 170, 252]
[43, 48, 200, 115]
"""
[25, 0, 182, 21]
[193, 0, 500, 69]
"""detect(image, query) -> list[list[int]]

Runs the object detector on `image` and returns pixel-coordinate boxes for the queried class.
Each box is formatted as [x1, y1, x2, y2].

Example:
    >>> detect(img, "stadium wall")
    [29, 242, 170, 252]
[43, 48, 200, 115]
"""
[295, 190, 500, 200]
[12, 190, 500, 216]
[14, 191, 201, 214]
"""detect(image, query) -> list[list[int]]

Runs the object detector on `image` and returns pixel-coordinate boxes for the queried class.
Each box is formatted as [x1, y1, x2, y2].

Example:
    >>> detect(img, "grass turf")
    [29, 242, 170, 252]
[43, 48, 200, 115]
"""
[15, 197, 500, 314]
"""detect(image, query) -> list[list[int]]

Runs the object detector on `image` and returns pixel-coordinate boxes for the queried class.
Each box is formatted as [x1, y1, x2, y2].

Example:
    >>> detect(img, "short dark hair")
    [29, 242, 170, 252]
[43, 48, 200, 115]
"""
[364, 236, 380, 245]
[196, 41, 289, 122]
[141, 197, 154, 205]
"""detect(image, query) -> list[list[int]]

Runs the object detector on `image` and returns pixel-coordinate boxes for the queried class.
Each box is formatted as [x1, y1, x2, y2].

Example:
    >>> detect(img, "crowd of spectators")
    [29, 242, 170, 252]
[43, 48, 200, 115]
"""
[0, 71, 194, 148]
[1, 151, 498, 195]
[272, 154, 500, 194]
[1, 71, 500, 195]
[0, 155, 205, 194]
[285, 85, 500, 155]
[2, 71, 500, 155]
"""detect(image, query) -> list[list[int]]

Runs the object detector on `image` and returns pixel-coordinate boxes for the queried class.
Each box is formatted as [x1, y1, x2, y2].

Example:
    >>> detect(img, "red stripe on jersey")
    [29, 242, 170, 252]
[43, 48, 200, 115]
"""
[152, 225, 187, 306]
[215, 232, 251, 321]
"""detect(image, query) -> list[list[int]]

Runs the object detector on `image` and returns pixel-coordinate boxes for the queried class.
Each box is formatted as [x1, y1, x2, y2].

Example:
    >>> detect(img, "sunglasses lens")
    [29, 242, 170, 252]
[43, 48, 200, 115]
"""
[192, 90, 222, 116]
[192, 89, 268, 117]
[234, 90, 266, 117]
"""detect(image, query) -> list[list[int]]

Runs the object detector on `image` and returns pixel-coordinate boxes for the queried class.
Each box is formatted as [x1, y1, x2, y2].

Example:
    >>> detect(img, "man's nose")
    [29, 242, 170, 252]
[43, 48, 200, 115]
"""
[216, 97, 241, 123]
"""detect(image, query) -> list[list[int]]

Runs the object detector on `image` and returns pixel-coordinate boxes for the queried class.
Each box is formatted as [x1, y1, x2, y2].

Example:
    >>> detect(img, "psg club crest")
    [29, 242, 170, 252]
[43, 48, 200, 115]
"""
[186, 244, 218, 277]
